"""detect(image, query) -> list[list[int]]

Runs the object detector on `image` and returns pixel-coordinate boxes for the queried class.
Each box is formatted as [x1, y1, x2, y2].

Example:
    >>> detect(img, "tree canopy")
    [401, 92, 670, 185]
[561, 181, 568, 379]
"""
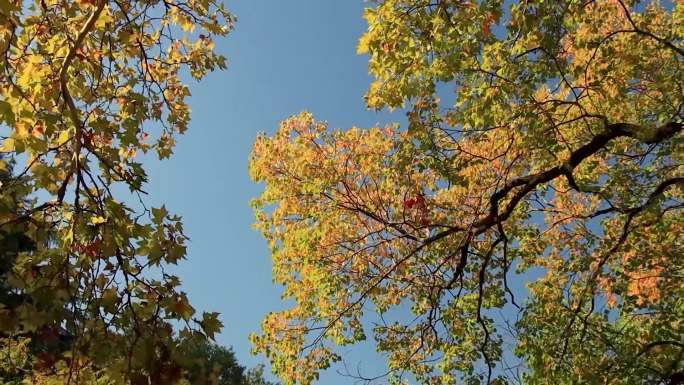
[180, 338, 278, 385]
[0, 0, 232, 383]
[249, 1, 683, 384]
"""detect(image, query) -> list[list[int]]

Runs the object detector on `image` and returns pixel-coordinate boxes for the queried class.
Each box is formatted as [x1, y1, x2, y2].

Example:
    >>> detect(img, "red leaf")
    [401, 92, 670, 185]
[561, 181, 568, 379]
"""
[403, 198, 417, 208]
[483, 12, 495, 37]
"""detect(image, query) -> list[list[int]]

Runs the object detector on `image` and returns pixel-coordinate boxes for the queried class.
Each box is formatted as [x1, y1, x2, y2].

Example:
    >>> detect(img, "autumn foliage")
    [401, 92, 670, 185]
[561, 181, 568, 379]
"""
[0, 0, 682, 384]
[250, 1, 683, 384]
[0, 0, 231, 383]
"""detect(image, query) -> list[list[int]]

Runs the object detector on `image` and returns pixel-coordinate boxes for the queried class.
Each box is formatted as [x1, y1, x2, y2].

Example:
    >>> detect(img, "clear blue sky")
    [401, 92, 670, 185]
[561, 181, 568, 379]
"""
[143, 1, 398, 383]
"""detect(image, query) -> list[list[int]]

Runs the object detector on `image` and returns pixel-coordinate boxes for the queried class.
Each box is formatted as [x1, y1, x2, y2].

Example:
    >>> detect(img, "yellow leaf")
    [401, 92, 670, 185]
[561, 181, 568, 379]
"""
[1, 138, 15, 152]
[90, 216, 106, 225]
[357, 34, 371, 54]
[95, 5, 113, 30]
[179, 16, 195, 32]
[57, 130, 71, 145]
[15, 121, 29, 139]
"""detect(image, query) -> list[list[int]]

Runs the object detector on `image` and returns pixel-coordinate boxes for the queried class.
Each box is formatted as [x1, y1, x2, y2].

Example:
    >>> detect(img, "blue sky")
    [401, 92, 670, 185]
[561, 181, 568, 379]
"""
[142, 1, 398, 383]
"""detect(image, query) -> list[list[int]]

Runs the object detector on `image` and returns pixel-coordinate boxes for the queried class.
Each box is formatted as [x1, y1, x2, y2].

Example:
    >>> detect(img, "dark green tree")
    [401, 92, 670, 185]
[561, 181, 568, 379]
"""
[179, 337, 277, 385]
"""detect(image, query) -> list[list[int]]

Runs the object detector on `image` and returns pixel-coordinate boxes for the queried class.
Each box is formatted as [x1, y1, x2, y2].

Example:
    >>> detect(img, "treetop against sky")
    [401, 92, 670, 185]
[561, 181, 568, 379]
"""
[1, 1, 682, 385]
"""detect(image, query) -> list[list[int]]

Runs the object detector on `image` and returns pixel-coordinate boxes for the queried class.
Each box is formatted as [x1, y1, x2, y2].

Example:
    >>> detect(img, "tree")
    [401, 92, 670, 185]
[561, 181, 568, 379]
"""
[179, 338, 279, 385]
[243, 365, 278, 385]
[181, 338, 246, 385]
[0, 0, 232, 383]
[249, 1, 683, 384]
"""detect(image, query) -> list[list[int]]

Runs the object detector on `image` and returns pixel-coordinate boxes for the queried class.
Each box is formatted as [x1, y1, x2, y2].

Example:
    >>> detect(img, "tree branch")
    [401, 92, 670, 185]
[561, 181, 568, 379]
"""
[59, 0, 106, 197]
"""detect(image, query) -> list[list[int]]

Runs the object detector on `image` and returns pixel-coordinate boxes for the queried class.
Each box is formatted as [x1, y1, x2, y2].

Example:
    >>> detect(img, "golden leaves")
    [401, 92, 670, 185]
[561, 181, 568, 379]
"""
[627, 267, 663, 306]
[251, 2, 684, 384]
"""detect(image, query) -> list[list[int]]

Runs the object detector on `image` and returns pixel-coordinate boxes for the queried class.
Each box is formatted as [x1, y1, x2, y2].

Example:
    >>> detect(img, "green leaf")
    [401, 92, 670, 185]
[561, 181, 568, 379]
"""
[199, 311, 223, 339]
[152, 205, 168, 224]
[0, 100, 14, 125]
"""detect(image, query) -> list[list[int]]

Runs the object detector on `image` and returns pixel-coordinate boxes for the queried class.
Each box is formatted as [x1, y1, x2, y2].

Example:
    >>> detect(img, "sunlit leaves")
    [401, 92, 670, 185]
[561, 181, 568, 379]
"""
[0, 0, 233, 383]
[251, 1, 683, 384]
